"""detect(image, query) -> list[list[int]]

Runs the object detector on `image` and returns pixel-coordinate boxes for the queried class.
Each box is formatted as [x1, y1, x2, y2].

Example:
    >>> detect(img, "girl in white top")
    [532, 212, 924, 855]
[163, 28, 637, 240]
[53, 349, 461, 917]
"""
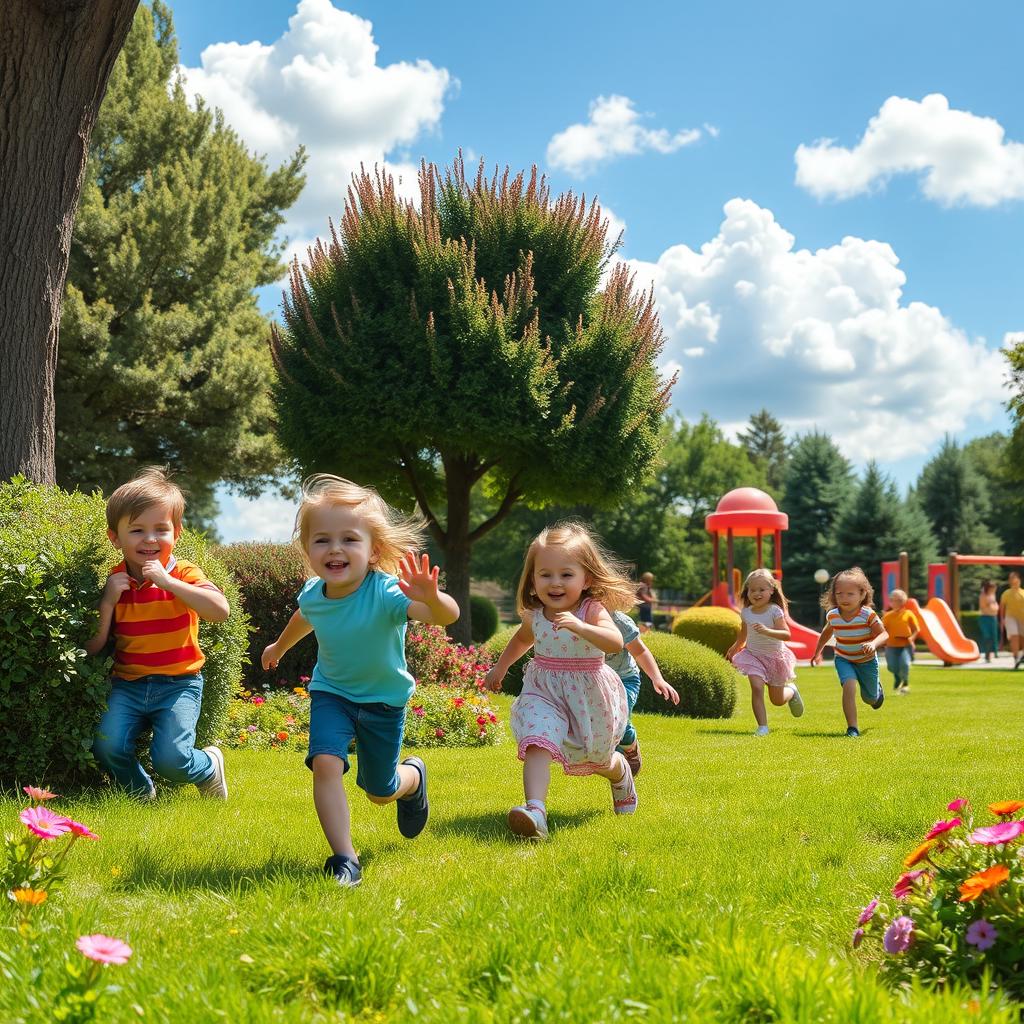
[726, 569, 804, 736]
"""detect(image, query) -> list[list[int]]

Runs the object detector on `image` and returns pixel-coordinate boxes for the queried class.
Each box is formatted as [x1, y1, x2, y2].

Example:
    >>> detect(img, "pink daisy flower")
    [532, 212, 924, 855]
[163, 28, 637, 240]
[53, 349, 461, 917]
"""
[19, 806, 72, 840]
[892, 870, 928, 900]
[22, 786, 58, 802]
[65, 820, 100, 840]
[76, 934, 133, 965]
[924, 817, 961, 841]
[947, 798, 969, 813]
[969, 821, 1024, 846]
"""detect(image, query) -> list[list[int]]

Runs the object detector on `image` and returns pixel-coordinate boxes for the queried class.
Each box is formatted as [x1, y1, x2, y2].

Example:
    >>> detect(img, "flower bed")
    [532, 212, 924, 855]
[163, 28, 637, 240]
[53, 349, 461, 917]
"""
[854, 797, 1024, 1001]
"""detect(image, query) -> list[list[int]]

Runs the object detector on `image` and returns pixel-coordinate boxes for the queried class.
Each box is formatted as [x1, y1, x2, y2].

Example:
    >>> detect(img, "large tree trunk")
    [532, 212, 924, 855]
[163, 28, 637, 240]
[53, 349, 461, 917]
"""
[441, 455, 474, 645]
[0, 0, 139, 483]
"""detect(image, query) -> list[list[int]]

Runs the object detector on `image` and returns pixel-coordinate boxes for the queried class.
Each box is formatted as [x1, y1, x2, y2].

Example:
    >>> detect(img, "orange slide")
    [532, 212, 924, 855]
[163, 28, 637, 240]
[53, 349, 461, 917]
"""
[904, 597, 979, 665]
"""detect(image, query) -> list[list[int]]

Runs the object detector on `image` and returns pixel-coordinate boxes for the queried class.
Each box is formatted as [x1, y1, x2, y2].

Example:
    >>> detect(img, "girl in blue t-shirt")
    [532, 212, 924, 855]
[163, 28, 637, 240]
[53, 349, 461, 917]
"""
[262, 475, 459, 887]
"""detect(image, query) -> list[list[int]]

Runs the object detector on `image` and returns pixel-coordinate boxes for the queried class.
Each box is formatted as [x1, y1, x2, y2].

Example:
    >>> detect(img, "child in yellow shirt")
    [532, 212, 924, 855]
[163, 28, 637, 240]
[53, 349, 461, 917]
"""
[882, 590, 920, 694]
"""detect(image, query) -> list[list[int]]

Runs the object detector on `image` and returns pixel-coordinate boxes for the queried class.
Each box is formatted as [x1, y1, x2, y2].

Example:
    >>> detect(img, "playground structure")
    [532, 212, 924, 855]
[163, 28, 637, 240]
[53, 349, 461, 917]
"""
[881, 551, 1024, 665]
[705, 488, 820, 660]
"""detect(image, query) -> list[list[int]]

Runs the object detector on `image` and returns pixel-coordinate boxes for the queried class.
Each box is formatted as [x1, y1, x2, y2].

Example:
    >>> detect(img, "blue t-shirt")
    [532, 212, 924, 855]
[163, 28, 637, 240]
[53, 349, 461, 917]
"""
[297, 571, 413, 706]
[606, 610, 641, 680]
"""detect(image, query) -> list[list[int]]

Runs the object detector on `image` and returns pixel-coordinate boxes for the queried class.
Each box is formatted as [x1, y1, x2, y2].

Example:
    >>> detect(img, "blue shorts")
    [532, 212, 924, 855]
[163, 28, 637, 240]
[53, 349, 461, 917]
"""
[306, 690, 407, 797]
[617, 672, 642, 748]
[834, 655, 881, 703]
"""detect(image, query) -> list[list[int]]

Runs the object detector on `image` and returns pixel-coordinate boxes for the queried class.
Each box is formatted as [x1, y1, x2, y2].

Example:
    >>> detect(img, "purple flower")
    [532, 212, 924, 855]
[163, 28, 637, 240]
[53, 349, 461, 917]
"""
[883, 916, 915, 954]
[247, 725, 258, 732]
[966, 918, 998, 951]
[969, 820, 1024, 846]
[857, 898, 879, 926]
[852, 927, 865, 948]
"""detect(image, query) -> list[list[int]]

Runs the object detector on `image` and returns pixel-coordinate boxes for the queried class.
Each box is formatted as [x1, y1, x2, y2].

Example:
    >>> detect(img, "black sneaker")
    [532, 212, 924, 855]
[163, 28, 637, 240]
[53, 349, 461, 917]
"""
[870, 690, 884, 710]
[845, 726, 860, 738]
[396, 756, 429, 839]
[323, 853, 361, 888]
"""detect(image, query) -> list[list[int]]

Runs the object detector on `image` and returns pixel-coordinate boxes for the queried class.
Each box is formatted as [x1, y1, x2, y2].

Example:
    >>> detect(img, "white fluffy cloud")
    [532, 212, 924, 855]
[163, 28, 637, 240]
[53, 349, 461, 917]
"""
[215, 489, 297, 544]
[547, 95, 704, 177]
[795, 94, 1024, 206]
[179, 0, 453, 257]
[625, 198, 1008, 461]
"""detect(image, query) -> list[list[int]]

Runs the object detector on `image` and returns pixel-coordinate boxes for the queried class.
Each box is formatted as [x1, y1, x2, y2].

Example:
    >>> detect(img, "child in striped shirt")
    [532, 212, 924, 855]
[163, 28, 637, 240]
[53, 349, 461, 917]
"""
[86, 469, 231, 799]
[810, 568, 888, 738]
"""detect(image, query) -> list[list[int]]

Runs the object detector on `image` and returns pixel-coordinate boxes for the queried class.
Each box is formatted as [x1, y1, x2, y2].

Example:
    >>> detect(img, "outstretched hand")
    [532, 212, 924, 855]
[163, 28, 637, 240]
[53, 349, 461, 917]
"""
[397, 551, 441, 605]
[653, 677, 680, 705]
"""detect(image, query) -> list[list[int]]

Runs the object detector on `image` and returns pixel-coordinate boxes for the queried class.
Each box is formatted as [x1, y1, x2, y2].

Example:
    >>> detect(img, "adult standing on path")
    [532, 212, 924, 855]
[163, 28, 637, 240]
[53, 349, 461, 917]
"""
[978, 580, 1000, 662]
[1000, 571, 1024, 669]
[636, 572, 657, 633]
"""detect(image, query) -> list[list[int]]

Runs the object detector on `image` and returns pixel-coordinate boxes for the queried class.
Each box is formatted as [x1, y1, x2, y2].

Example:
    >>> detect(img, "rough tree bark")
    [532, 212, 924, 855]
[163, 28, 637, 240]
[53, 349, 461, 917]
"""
[0, 0, 139, 483]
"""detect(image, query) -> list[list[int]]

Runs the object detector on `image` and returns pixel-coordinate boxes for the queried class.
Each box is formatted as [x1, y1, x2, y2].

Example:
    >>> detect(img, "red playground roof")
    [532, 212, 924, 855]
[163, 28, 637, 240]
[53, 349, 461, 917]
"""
[705, 487, 788, 536]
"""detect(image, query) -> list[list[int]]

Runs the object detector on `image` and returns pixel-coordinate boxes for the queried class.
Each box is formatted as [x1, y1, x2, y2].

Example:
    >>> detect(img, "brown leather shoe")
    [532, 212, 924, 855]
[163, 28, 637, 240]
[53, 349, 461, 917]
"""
[620, 740, 642, 777]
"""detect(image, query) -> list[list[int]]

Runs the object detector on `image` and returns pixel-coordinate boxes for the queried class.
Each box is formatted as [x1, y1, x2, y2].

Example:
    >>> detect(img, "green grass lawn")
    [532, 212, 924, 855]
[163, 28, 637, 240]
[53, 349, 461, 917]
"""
[3, 664, 1024, 1022]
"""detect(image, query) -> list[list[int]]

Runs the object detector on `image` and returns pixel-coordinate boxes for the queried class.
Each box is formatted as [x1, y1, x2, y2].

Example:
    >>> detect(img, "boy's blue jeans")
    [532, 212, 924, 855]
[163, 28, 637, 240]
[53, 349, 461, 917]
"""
[616, 673, 642, 749]
[92, 673, 214, 796]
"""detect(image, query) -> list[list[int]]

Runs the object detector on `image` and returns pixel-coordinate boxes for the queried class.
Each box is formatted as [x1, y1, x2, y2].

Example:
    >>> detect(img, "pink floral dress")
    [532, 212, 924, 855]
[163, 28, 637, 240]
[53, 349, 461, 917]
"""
[511, 601, 628, 775]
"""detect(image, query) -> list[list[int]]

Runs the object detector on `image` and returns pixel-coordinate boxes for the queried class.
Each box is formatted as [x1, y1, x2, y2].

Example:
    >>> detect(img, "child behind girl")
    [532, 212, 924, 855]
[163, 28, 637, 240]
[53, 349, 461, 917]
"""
[881, 589, 920, 692]
[262, 476, 458, 886]
[485, 522, 636, 839]
[726, 568, 804, 736]
[608, 610, 680, 774]
[811, 568, 888, 738]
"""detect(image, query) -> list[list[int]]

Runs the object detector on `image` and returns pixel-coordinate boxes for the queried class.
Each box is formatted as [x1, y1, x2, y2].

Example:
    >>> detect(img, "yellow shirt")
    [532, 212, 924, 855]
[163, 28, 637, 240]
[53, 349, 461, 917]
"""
[882, 607, 920, 647]
[1001, 587, 1024, 622]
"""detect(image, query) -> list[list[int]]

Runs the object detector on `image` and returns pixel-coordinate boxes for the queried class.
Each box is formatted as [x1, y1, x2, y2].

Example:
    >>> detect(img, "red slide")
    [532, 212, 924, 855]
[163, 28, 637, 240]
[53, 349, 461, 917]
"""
[904, 597, 979, 665]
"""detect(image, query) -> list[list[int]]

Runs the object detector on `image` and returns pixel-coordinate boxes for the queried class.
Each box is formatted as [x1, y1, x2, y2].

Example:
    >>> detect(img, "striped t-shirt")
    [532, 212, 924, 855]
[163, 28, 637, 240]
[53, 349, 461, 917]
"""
[826, 606, 881, 663]
[110, 556, 220, 680]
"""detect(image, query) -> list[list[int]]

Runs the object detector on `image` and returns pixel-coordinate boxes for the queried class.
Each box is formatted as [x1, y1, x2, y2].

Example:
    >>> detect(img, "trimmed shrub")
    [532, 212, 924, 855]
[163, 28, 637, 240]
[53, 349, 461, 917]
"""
[639, 632, 737, 719]
[672, 606, 741, 655]
[469, 594, 499, 643]
[483, 625, 532, 696]
[214, 542, 316, 689]
[0, 478, 247, 786]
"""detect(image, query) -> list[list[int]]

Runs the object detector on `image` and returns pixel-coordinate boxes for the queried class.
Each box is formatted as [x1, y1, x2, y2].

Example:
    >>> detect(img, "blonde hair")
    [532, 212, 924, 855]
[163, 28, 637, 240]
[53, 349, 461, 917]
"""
[515, 520, 636, 615]
[889, 588, 908, 603]
[738, 568, 788, 613]
[106, 467, 185, 532]
[294, 475, 424, 576]
[822, 567, 874, 610]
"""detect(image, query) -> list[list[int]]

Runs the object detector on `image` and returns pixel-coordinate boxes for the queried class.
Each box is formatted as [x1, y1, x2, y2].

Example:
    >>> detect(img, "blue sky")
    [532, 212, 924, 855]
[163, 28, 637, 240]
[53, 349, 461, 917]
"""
[165, 0, 1023, 540]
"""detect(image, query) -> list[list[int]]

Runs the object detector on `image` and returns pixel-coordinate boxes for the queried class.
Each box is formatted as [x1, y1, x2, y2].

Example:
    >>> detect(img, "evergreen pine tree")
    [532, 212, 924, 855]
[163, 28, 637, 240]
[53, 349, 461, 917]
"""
[737, 408, 790, 493]
[897, 488, 941, 597]
[964, 433, 1024, 554]
[55, 2, 306, 529]
[781, 432, 854, 622]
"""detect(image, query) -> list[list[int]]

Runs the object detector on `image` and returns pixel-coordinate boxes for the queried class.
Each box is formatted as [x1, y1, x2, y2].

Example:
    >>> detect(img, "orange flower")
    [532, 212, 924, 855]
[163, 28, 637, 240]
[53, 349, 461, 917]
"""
[904, 840, 934, 867]
[10, 888, 47, 906]
[988, 800, 1024, 817]
[959, 863, 1010, 902]
[276, 731, 289, 742]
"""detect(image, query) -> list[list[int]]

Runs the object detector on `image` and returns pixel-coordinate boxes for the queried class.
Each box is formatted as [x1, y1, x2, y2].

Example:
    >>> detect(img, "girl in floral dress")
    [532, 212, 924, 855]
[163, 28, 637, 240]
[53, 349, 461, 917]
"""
[485, 521, 636, 839]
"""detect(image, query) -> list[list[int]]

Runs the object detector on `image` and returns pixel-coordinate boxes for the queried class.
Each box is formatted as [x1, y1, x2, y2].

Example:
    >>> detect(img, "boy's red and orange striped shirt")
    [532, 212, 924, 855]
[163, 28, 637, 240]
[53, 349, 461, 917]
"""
[109, 556, 221, 680]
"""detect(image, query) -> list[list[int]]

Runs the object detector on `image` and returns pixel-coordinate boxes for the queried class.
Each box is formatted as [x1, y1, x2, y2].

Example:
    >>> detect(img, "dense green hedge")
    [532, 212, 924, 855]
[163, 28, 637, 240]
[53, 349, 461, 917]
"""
[484, 625, 737, 719]
[639, 632, 737, 719]
[469, 594, 499, 643]
[214, 542, 317, 689]
[672, 606, 742, 655]
[0, 478, 247, 787]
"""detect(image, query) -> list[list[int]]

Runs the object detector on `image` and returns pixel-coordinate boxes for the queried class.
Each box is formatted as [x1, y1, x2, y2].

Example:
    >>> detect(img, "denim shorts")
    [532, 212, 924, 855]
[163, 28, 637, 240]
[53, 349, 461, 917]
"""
[834, 655, 881, 702]
[307, 690, 407, 797]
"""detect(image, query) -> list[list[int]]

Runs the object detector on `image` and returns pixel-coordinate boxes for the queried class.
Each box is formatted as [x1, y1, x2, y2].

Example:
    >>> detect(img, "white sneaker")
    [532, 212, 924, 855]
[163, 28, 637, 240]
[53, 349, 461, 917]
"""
[508, 803, 548, 839]
[197, 746, 228, 800]
[610, 761, 638, 815]
[788, 685, 805, 718]
[755, 725, 770, 736]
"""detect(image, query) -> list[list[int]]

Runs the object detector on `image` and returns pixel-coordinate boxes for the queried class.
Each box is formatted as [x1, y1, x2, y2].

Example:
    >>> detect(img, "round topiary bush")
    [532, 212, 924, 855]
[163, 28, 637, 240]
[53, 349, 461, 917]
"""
[638, 631, 738, 719]
[215, 541, 317, 689]
[483, 624, 533, 696]
[0, 478, 248, 787]
[469, 594, 499, 643]
[671, 605, 741, 655]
